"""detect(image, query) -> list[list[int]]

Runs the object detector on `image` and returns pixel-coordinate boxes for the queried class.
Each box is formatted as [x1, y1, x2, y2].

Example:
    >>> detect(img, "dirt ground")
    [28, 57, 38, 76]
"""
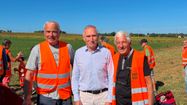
[154, 46, 187, 104]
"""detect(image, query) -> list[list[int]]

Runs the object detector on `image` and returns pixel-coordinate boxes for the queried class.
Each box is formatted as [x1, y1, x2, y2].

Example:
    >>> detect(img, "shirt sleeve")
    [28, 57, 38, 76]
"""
[144, 57, 151, 76]
[67, 44, 74, 66]
[71, 51, 80, 101]
[25, 45, 39, 70]
[106, 50, 114, 102]
[145, 48, 150, 57]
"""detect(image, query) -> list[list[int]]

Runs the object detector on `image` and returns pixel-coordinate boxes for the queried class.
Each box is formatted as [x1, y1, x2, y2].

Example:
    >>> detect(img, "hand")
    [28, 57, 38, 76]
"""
[105, 102, 112, 105]
[22, 97, 32, 105]
[17, 51, 23, 57]
[74, 101, 83, 105]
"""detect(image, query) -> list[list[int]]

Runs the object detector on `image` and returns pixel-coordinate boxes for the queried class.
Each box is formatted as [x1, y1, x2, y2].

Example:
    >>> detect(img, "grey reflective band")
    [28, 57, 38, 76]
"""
[183, 62, 187, 64]
[112, 96, 116, 100]
[113, 82, 116, 87]
[37, 72, 70, 79]
[132, 99, 148, 105]
[183, 58, 187, 60]
[37, 83, 55, 89]
[0, 61, 2, 64]
[58, 81, 70, 89]
[37, 73, 57, 78]
[132, 87, 148, 94]
[58, 72, 70, 78]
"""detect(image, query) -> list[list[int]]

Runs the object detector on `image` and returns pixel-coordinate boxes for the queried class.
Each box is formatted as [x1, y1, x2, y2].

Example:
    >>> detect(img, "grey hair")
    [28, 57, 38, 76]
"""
[43, 21, 60, 31]
[83, 25, 98, 35]
[114, 31, 131, 44]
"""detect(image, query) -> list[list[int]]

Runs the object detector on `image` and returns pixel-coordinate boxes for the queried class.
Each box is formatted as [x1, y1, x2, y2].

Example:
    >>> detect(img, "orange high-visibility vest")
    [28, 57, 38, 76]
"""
[112, 50, 148, 105]
[102, 42, 116, 57]
[182, 48, 187, 67]
[143, 45, 156, 69]
[0, 45, 4, 75]
[36, 41, 71, 99]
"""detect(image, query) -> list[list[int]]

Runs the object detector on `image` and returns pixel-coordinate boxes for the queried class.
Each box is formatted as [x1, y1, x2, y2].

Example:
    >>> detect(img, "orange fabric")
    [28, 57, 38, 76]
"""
[143, 45, 156, 69]
[0, 45, 4, 75]
[102, 42, 116, 57]
[36, 41, 71, 99]
[182, 48, 187, 67]
[112, 50, 148, 105]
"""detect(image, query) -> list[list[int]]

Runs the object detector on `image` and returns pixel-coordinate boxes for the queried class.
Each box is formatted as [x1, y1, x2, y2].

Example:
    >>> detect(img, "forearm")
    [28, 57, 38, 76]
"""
[23, 70, 34, 99]
[145, 76, 154, 105]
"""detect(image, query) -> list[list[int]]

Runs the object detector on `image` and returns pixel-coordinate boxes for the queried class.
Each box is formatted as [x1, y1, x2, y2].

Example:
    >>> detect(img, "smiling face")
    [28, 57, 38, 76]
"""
[83, 26, 99, 51]
[44, 22, 60, 46]
[115, 34, 131, 55]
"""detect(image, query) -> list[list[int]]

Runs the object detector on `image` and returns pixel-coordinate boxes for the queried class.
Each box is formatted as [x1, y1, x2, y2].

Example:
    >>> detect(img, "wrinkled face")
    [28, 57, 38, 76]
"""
[44, 23, 60, 45]
[83, 27, 98, 51]
[115, 35, 131, 55]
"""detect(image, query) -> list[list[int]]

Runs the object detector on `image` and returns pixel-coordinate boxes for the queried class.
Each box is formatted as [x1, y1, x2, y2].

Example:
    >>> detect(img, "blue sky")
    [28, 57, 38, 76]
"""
[0, 0, 187, 34]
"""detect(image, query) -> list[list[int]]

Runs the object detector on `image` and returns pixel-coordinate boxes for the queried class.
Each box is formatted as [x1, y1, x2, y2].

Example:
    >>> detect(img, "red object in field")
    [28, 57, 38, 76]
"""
[0, 83, 23, 105]
[155, 90, 176, 105]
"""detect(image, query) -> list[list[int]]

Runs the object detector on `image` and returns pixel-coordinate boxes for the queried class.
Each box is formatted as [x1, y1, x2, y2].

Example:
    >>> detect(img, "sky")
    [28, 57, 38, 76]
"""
[0, 0, 187, 34]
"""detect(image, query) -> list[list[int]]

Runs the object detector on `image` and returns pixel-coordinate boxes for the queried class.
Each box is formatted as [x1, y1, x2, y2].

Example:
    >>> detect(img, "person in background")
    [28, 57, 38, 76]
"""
[140, 39, 156, 95]
[14, 55, 26, 88]
[71, 25, 114, 105]
[99, 36, 116, 57]
[2, 39, 22, 87]
[112, 31, 154, 105]
[23, 21, 74, 105]
[182, 40, 187, 93]
[0, 45, 8, 83]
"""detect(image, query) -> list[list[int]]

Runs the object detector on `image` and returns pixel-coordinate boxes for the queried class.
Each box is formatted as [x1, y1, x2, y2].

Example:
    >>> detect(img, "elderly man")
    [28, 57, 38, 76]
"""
[112, 31, 154, 105]
[71, 25, 114, 105]
[23, 21, 74, 105]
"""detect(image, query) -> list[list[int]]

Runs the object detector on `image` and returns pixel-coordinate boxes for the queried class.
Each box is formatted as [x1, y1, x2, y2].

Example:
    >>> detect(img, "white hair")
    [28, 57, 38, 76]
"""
[114, 31, 131, 44]
[43, 21, 60, 31]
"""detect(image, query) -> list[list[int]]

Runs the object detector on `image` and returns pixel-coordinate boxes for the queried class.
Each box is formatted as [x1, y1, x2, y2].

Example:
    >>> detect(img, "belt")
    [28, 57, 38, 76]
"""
[82, 88, 108, 94]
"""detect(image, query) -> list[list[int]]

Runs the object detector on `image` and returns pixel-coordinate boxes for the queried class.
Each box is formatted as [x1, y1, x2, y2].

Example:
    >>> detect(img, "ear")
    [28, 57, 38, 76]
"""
[82, 35, 86, 42]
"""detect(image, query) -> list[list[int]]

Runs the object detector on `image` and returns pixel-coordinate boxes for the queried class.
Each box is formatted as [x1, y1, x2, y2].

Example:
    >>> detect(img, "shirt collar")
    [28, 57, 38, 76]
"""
[85, 45, 102, 53]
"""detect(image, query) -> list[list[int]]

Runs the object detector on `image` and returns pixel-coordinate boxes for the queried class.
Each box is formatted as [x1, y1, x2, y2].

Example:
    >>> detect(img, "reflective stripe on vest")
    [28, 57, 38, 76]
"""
[38, 81, 70, 89]
[37, 72, 70, 79]
[132, 87, 148, 94]
[132, 99, 148, 105]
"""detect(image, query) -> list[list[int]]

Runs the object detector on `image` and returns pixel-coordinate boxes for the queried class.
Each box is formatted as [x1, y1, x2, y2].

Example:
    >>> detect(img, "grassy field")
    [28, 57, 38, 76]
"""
[0, 33, 187, 104]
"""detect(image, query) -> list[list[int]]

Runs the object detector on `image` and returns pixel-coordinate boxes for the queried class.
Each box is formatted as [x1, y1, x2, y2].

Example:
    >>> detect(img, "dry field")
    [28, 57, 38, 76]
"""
[154, 45, 187, 104]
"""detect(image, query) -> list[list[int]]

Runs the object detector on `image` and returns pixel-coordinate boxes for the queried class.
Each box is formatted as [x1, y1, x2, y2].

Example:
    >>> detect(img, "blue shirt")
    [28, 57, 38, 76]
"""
[71, 45, 114, 102]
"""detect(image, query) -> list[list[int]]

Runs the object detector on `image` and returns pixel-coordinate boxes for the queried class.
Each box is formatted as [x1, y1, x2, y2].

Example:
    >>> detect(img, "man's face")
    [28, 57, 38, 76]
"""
[83, 27, 98, 51]
[44, 23, 60, 45]
[115, 35, 131, 55]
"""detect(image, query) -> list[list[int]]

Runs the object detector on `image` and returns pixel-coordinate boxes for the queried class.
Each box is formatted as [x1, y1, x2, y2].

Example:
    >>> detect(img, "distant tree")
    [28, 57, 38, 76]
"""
[110, 32, 116, 36]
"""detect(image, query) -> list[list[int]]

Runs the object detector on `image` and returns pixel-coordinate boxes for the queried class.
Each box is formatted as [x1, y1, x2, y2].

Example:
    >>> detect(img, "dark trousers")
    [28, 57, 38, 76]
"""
[37, 95, 72, 105]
